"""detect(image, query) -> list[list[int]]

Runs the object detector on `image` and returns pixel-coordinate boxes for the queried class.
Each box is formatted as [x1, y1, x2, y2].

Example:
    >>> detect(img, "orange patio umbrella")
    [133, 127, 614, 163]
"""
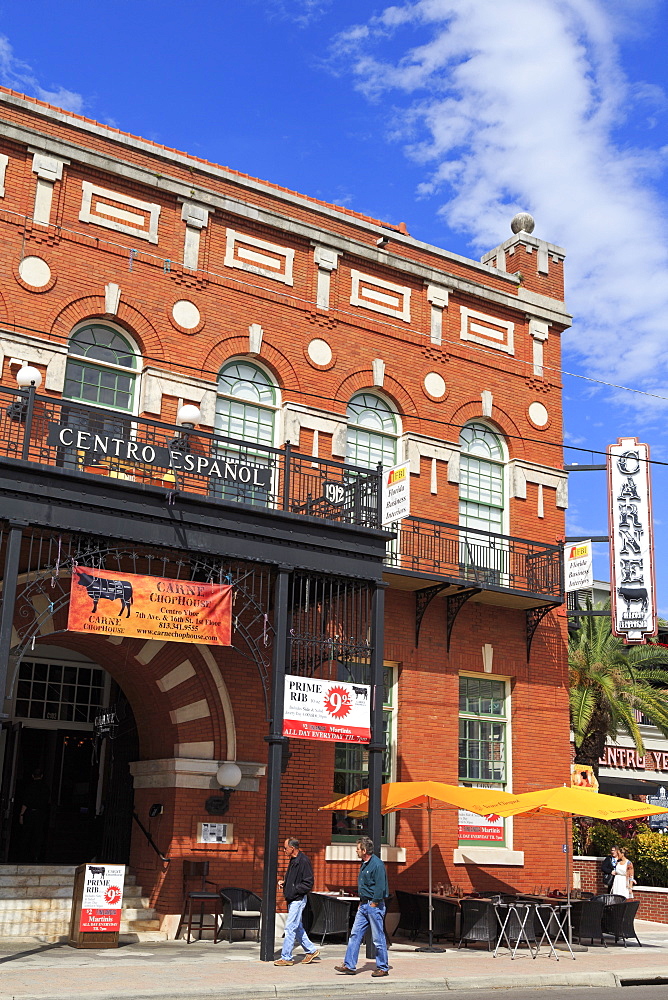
[320, 781, 521, 951]
[489, 784, 668, 944]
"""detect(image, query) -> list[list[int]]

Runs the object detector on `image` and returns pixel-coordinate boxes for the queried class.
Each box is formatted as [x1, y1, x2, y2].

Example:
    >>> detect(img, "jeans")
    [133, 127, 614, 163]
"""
[282, 897, 317, 960]
[344, 902, 389, 971]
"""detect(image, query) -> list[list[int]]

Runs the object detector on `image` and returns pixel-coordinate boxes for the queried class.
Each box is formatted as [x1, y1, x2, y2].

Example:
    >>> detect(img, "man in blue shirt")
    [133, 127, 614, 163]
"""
[335, 836, 389, 977]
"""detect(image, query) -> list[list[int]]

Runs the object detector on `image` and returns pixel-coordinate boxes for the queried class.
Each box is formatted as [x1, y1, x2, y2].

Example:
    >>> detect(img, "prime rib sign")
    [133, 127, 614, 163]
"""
[68, 567, 232, 645]
[607, 437, 657, 643]
[79, 863, 125, 932]
[283, 676, 371, 743]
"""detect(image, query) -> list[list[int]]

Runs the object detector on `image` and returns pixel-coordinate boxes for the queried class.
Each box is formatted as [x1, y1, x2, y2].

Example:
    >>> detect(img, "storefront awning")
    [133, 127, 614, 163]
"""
[598, 773, 663, 797]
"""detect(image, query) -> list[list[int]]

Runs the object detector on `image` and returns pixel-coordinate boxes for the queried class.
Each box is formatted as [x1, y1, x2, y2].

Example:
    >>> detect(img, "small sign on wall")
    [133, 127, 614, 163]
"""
[382, 461, 410, 525]
[564, 539, 593, 592]
[197, 822, 233, 845]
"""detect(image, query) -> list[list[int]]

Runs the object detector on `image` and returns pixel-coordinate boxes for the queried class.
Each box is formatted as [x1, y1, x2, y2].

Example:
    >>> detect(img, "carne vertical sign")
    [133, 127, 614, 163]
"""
[607, 437, 657, 643]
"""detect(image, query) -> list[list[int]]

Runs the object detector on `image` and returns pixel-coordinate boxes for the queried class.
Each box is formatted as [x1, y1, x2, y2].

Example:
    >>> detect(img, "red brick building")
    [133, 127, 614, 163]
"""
[0, 87, 572, 942]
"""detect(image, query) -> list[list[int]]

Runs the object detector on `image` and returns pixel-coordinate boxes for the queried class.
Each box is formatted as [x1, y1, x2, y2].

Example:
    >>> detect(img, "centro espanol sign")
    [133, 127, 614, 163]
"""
[47, 423, 272, 488]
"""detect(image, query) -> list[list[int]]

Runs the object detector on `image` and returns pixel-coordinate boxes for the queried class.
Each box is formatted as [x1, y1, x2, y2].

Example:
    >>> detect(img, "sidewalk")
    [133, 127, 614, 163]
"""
[2, 921, 668, 999]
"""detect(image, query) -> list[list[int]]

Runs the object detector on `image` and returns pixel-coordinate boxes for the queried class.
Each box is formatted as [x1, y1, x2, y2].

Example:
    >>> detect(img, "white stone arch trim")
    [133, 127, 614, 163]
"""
[199, 645, 236, 762]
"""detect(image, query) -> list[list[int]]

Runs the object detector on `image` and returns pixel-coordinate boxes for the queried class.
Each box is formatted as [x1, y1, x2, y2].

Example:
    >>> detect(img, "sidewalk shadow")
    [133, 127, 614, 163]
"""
[0, 943, 65, 964]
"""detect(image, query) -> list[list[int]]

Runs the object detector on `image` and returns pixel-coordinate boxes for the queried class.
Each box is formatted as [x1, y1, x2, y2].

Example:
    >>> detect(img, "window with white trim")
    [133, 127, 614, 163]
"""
[458, 422, 507, 583]
[332, 662, 396, 843]
[64, 324, 138, 413]
[346, 392, 398, 469]
[458, 675, 508, 845]
[213, 359, 279, 505]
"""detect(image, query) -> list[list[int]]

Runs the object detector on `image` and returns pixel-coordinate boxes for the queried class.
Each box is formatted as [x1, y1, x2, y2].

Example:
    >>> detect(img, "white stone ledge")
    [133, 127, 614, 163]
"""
[453, 848, 524, 866]
[325, 844, 406, 864]
[129, 757, 265, 791]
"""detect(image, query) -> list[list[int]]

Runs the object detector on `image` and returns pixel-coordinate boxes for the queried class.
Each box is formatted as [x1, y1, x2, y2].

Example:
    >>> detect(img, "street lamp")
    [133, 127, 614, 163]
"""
[205, 761, 243, 816]
[170, 403, 202, 453]
[7, 365, 42, 424]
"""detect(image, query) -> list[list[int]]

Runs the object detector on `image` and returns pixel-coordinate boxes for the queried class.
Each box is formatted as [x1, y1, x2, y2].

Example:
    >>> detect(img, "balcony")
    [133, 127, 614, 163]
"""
[383, 516, 563, 609]
[0, 385, 563, 610]
[0, 385, 380, 529]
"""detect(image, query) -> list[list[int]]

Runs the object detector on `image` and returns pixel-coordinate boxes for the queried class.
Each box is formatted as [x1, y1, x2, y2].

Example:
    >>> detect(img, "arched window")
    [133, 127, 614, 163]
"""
[63, 324, 138, 412]
[346, 392, 399, 469]
[458, 422, 506, 534]
[215, 360, 278, 446]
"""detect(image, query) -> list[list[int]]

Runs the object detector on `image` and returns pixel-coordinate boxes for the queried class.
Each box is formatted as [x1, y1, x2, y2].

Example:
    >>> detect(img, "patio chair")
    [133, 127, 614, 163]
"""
[218, 887, 262, 943]
[174, 860, 222, 943]
[395, 890, 421, 940]
[416, 893, 458, 943]
[458, 898, 498, 951]
[594, 893, 625, 906]
[602, 899, 641, 947]
[306, 892, 352, 945]
[570, 897, 606, 946]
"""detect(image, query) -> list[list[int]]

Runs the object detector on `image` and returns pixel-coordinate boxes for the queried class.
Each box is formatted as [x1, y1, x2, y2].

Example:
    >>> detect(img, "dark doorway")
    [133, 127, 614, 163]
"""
[9, 727, 99, 863]
[4, 689, 138, 864]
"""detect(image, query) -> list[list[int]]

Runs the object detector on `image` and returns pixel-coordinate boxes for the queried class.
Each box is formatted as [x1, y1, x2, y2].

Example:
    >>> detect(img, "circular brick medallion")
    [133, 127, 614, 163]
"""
[423, 371, 447, 400]
[528, 401, 549, 427]
[18, 256, 51, 288]
[172, 300, 201, 330]
[307, 338, 333, 366]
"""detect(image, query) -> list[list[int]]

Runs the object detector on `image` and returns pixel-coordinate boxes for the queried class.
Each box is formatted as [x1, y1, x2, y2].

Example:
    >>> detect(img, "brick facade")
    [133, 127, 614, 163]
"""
[0, 87, 573, 924]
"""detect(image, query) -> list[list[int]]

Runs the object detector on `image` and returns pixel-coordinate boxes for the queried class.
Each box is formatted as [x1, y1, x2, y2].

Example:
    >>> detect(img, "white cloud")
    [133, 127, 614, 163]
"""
[333, 0, 668, 397]
[0, 34, 84, 114]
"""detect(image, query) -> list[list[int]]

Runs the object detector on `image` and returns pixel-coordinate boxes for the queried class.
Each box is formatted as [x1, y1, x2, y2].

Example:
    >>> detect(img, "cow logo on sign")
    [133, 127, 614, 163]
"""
[607, 437, 657, 643]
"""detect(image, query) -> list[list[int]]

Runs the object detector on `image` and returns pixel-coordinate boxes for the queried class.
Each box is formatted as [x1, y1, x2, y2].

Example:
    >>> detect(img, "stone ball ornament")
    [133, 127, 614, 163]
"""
[511, 212, 535, 235]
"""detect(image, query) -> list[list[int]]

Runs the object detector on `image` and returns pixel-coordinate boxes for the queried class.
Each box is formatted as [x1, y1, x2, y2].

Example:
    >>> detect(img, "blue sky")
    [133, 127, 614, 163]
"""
[1, 0, 668, 611]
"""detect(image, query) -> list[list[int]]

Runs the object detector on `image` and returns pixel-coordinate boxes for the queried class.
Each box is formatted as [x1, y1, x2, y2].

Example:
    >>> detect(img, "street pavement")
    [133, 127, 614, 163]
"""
[1, 920, 668, 999]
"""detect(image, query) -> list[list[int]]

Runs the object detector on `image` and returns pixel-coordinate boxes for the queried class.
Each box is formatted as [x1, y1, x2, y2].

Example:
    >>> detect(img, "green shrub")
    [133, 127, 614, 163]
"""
[633, 833, 668, 888]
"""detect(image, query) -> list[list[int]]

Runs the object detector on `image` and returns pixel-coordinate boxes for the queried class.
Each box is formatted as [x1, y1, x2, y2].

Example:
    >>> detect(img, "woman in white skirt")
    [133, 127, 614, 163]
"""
[610, 845, 635, 898]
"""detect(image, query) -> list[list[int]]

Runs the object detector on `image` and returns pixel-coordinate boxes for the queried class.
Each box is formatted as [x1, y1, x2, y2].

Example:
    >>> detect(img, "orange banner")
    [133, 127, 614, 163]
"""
[68, 567, 232, 646]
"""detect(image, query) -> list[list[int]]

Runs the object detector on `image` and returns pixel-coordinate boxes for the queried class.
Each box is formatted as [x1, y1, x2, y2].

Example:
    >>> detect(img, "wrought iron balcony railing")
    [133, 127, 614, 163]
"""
[0, 384, 564, 601]
[384, 515, 563, 602]
[0, 384, 381, 529]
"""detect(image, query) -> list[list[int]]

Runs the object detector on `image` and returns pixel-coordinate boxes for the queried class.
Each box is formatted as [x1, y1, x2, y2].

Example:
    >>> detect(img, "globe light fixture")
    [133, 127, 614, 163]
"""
[15, 364, 42, 388]
[205, 762, 243, 817]
[175, 403, 202, 428]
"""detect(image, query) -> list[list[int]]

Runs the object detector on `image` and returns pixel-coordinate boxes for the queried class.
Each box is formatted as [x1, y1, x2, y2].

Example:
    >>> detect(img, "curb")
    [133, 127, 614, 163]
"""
[17, 969, 668, 1000]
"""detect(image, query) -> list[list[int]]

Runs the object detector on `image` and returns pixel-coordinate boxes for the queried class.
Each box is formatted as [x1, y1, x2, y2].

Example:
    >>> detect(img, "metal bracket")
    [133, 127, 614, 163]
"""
[526, 605, 554, 662]
[446, 587, 482, 652]
[415, 583, 451, 647]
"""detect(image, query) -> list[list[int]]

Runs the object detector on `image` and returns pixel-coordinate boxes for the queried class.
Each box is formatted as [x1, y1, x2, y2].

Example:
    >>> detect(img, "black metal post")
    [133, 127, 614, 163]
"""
[282, 441, 292, 512]
[21, 383, 37, 462]
[260, 567, 291, 961]
[367, 582, 387, 853]
[0, 523, 26, 719]
[365, 581, 387, 960]
[376, 462, 384, 528]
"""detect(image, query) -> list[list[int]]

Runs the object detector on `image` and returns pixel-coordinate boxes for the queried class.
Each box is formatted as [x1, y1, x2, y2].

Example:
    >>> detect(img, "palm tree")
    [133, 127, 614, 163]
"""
[569, 602, 668, 775]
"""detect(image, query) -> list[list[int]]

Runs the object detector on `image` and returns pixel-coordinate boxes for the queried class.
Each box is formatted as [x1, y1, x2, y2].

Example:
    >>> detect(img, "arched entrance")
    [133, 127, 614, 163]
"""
[1, 643, 138, 864]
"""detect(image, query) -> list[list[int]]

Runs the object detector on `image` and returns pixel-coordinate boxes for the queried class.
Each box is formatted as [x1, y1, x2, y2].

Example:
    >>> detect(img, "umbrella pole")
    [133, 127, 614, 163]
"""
[415, 800, 445, 953]
[566, 815, 573, 946]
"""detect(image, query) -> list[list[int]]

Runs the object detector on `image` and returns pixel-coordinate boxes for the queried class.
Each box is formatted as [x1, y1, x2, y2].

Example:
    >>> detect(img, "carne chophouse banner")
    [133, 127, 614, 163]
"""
[47, 423, 273, 488]
[607, 437, 657, 643]
[68, 567, 232, 645]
